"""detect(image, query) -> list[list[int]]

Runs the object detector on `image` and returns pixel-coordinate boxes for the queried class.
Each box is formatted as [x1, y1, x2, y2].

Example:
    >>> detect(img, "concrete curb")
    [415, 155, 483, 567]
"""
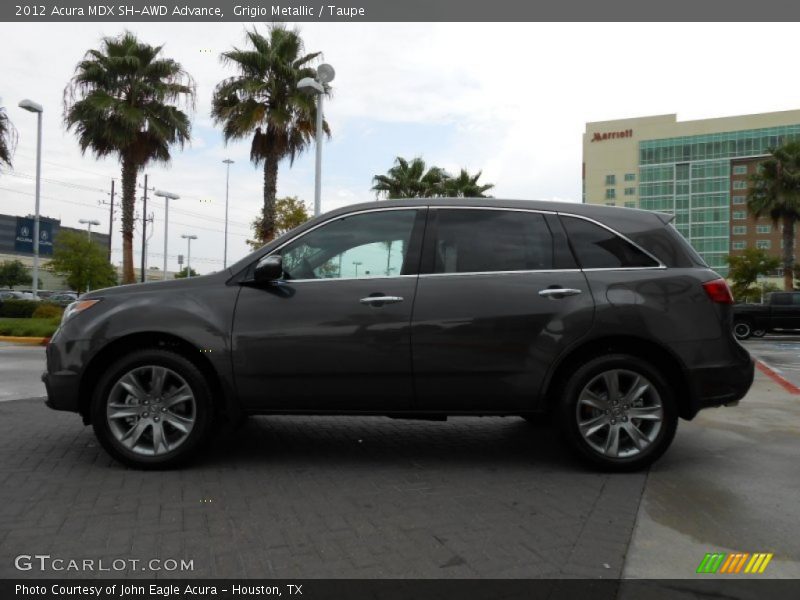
[756, 359, 800, 395]
[0, 336, 50, 346]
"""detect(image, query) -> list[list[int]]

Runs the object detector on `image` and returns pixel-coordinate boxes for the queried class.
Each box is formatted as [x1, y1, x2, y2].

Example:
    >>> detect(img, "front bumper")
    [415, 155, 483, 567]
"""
[42, 369, 81, 413]
[684, 356, 755, 419]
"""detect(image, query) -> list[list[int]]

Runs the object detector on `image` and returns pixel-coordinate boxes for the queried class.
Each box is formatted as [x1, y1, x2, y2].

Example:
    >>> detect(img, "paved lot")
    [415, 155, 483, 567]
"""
[0, 342, 46, 402]
[743, 335, 800, 389]
[0, 339, 798, 580]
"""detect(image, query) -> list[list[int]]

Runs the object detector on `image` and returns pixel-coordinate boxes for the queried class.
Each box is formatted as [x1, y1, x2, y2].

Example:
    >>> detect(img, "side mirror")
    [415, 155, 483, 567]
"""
[254, 255, 284, 282]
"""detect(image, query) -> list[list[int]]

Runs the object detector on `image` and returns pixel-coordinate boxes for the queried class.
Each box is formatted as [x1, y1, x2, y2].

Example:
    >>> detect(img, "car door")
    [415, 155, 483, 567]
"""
[232, 208, 426, 411]
[410, 207, 594, 411]
[769, 293, 800, 330]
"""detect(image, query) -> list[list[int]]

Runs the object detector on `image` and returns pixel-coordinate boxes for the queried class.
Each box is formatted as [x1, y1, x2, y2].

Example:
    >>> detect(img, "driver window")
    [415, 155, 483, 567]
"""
[279, 210, 418, 280]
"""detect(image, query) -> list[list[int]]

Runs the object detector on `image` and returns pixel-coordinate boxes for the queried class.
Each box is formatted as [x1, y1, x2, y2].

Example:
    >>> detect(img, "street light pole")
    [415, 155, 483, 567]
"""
[18, 99, 43, 299]
[79, 218, 101, 241]
[155, 190, 180, 280]
[181, 234, 197, 278]
[222, 159, 234, 268]
[297, 64, 335, 217]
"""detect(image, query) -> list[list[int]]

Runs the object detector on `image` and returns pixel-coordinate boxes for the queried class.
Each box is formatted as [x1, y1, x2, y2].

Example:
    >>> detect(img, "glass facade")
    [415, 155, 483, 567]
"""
[638, 124, 800, 273]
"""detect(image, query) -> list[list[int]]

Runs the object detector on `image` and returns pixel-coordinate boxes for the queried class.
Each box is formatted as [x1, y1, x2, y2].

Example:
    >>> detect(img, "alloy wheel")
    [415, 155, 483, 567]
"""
[575, 369, 663, 459]
[106, 365, 196, 456]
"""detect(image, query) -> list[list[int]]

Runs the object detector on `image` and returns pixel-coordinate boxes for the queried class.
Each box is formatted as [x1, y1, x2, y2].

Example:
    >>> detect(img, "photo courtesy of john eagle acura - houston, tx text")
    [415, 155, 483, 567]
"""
[42, 199, 754, 470]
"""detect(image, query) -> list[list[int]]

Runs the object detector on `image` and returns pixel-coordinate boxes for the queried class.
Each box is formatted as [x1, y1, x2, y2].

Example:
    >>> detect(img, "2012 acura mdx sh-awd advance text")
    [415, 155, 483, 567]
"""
[43, 199, 754, 470]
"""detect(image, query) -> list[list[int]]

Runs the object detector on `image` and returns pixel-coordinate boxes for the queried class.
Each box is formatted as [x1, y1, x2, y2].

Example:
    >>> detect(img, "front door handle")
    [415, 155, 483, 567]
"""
[538, 288, 582, 298]
[359, 295, 404, 306]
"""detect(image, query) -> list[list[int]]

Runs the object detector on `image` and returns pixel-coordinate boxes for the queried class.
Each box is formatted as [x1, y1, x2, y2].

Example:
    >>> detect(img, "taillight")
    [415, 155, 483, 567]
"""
[702, 278, 734, 304]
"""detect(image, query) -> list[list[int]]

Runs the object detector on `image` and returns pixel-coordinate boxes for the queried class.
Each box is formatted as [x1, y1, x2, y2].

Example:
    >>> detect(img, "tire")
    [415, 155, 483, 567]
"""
[752, 329, 766, 338]
[91, 348, 215, 469]
[733, 321, 752, 340]
[557, 354, 678, 472]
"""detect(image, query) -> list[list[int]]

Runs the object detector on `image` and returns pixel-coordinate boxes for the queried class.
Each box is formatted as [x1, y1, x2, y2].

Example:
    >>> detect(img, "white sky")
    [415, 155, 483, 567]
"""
[1, 22, 799, 273]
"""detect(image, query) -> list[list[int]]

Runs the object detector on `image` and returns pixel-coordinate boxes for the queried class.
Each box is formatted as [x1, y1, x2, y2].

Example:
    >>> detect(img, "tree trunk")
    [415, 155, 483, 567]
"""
[782, 214, 796, 291]
[261, 147, 279, 243]
[120, 155, 138, 284]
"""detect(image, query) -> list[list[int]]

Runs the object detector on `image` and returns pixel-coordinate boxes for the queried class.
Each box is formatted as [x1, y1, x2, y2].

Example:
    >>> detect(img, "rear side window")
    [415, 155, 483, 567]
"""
[561, 216, 659, 269]
[771, 294, 791, 306]
[434, 209, 553, 273]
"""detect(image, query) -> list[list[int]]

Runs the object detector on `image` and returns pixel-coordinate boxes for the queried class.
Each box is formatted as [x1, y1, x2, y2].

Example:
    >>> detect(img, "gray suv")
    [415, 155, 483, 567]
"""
[43, 199, 754, 470]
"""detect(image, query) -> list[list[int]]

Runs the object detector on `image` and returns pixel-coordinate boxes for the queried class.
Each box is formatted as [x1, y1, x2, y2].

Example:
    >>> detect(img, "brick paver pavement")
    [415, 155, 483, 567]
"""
[0, 399, 646, 579]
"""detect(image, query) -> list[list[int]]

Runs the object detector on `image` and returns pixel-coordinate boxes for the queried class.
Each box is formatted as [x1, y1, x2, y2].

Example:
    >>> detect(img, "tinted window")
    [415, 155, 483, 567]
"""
[279, 210, 417, 280]
[561, 216, 659, 269]
[434, 210, 553, 273]
[771, 294, 791, 306]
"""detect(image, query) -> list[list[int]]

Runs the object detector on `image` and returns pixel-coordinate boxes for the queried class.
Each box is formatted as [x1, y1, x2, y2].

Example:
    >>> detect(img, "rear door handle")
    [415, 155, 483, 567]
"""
[538, 288, 582, 298]
[359, 295, 404, 305]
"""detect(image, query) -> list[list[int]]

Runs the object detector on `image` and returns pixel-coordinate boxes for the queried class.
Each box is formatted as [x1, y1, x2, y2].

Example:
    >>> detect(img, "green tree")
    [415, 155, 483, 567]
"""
[748, 142, 800, 290]
[247, 196, 311, 250]
[0, 103, 17, 169]
[442, 168, 494, 198]
[174, 266, 197, 279]
[0, 260, 31, 289]
[371, 157, 447, 199]
[212, 25, 329, 244]
[49, 230, 118, 292]
[726, 248, 781, 302]
[372, 157, 494, 199]
[64, 31, 195, 284]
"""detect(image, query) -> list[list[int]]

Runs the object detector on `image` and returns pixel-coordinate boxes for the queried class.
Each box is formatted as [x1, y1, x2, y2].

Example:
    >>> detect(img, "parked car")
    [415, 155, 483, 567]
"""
[48, 293, 79, 307]
[732, 291, 800, 339]
[0, 290, 36, 301]
[43, 199, 753, 470]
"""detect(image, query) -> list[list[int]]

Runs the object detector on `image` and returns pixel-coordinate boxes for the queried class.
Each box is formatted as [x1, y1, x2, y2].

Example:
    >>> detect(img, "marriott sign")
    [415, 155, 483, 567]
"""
[591, 129, 633, 142]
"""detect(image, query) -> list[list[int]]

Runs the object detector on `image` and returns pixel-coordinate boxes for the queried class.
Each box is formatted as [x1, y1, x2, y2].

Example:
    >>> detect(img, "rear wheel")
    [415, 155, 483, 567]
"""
[752, 329, 766, 338]
[733, 321, 752, 340]
[91, 349, 214, 469]
[558, 354, 678, 471]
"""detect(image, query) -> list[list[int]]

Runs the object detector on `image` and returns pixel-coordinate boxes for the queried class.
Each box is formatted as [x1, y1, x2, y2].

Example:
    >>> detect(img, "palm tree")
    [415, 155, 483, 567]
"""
[0, 103, 17, 169]
[212, 25, 328, 244]
[748, 142, 800, 290]
[63, 31, 194, 284]
[442, 168, 494, 198]
[371, 156, 448, 199]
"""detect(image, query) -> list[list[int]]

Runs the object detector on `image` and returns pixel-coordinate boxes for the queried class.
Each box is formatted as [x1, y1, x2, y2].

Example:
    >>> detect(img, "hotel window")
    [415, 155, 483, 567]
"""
[624, 187, 636, 196]
[733, 180, 748, 190]
[624, 201, 636, 208]
[732, 241, 746, 250]
[732, 211, 747, 220]
[606, 188, 616, 199]
[732, 195, 746, 205]
[605, 174, 616, 185]
[624, 173, 636, 181]
[733, 165, 748, 175]
[732, 226, 747, 235]
[756, 240, 771, 250]
[756, 225, 771, 234]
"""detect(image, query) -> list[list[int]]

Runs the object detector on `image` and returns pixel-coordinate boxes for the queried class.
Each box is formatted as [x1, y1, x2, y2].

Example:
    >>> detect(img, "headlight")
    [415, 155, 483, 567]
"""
[62, 299, 101, 323]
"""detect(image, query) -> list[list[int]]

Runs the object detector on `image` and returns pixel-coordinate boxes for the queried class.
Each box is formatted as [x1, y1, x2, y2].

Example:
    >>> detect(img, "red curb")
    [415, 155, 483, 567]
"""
[756, 360, 800, 395]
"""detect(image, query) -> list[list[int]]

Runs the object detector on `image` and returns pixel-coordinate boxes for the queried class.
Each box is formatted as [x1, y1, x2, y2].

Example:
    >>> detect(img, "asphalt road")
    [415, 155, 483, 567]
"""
[0, 342, 46, 401]
[743, 335, 800, 389]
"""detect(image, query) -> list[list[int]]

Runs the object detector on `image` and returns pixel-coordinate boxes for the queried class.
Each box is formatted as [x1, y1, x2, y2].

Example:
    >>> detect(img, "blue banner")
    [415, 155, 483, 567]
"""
[14, 217, 54, 256]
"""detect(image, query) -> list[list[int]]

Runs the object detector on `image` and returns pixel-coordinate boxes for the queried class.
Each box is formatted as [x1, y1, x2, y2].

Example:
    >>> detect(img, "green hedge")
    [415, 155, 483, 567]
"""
[32, 303, 64, 319]
[0, 317, 60, 337]
[0, 299, 40, 318]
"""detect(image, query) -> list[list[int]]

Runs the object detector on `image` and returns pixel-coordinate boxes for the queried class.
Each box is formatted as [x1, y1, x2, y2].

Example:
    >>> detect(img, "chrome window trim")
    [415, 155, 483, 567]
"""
[249, 204, 667, 283]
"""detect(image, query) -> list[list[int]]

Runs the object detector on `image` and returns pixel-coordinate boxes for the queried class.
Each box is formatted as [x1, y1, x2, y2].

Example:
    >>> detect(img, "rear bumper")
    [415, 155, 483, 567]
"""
[684, 356, 754, 419]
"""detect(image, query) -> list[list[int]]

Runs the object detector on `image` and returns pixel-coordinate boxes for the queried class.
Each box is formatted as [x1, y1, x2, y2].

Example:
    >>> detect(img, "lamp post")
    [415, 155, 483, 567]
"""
[78, 218, 101, 241]
[18, 99, 43, 299]
[297, 63, 335, 216]
[181, 234, 197, 278]
[222, 159, 234, 268]
[155, 189, 180, 279]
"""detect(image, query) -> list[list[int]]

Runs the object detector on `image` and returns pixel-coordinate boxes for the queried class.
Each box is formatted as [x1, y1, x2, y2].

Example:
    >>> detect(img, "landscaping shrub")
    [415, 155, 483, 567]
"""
[0, 299, 39, 318]
[32, 302, 64, 319]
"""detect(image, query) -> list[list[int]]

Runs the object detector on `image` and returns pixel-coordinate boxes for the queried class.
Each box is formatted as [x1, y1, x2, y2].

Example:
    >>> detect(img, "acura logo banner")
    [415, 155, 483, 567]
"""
[14, 216, 54, 256]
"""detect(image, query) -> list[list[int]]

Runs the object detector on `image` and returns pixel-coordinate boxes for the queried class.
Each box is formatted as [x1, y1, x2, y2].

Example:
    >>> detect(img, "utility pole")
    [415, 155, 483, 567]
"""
[107, 179, 115, 262]
[140, 174, 148, 283]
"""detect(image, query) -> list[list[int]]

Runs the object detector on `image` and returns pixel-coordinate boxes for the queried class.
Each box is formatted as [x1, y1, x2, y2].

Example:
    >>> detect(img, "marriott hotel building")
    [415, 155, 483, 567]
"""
[583, 111, 800, 274]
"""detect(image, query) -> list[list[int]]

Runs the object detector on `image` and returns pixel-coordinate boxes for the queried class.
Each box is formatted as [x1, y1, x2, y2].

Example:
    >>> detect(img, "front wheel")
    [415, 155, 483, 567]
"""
[733, 321, 752, 340]
[558, 354, 678, 471]
[91, 349, 214, 469]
